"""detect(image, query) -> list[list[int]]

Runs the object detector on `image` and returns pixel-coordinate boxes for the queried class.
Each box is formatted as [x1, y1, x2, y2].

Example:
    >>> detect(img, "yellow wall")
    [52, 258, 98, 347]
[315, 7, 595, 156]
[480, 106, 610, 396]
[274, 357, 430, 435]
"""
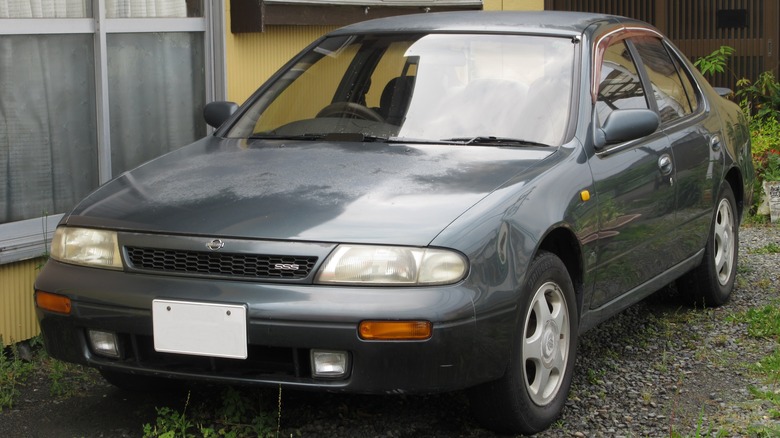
[224, 1, 544, 103]
[0, 258, 41, 345]
[224, 2, 338, 103]
[484, 0, 544, 11]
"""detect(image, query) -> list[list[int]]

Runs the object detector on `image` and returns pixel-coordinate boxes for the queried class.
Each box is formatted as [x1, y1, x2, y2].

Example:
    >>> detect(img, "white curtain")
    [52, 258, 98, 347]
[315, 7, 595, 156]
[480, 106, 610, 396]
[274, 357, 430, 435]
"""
[106, 0, 186, 18]
[108, 31, 205, 175]
[0, 0, 86, 17]
[0, 34, 98, 223]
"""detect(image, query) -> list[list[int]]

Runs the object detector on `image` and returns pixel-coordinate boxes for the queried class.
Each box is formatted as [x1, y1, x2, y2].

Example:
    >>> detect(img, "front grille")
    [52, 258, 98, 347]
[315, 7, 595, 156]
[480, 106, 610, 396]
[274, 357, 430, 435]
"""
[125, 246, 317, 280]
[109, 333, 312, 379]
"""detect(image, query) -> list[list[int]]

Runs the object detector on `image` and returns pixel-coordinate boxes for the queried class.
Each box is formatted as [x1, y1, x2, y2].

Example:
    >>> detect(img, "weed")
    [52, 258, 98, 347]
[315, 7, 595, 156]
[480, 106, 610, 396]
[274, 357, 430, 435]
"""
[0, 340, 35, 412]
[732, 303, 780, 340]
[143, 391, 197, 438]
[750, 242, 780, 255]
[47, 358, 96, 397]
[753, 349, 780, 383]
[145, 386, 279, 438]
[747, 423, 780, 437]
[586, 368, 603, 385]
[654, 349, 670, 373]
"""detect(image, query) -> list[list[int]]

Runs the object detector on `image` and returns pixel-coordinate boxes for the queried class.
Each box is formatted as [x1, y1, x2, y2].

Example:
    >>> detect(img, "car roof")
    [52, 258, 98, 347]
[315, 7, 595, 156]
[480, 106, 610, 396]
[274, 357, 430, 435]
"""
[329, 10, 648, 38]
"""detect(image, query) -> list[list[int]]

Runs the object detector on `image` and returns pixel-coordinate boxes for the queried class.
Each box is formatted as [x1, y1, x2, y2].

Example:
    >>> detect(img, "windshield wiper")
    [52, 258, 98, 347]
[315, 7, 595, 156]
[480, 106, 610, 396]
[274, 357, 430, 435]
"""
[249, 133, 453, 145]
[440, 136, 550, 147]
[249, 133, 325, 140]
[250, 133, 390, 142]
[384, 136, 453, 145]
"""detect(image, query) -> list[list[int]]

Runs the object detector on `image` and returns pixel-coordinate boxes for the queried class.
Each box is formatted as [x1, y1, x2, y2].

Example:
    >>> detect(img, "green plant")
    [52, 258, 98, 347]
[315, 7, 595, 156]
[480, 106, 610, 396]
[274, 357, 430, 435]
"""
[749, 242, 780, 255]
[143, 392, 197, 438]
[47, 358, 95, 397]
[694, 46, 735, 77]
[737, 95, 780, 217]
[737, 71, 780, 121]
[731, 303, 780, 340]
[757, 150, 780, 182]
[0, 340, 35, 412]
[144, 387, 279, 438]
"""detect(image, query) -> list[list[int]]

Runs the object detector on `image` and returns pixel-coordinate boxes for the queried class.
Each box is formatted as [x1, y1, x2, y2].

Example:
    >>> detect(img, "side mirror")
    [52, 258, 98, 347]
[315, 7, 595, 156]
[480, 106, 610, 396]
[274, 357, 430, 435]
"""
[595, 108, 660, 149]
[204, 101, 239, 129]
[713, 87, 733, 98]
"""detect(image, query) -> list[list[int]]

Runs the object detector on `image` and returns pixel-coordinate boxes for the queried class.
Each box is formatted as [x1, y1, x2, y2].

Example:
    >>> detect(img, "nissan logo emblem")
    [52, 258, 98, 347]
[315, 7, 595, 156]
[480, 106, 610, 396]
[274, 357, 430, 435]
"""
[206, 239, 225, 251]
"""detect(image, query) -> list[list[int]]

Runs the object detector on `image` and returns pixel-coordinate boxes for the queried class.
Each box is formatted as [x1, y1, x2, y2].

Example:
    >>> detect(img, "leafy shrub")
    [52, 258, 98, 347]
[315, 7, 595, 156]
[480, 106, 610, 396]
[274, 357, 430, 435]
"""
[694, 45, 735, 77]
[737, 71, 780, 122]
[756, 149, 780, 182]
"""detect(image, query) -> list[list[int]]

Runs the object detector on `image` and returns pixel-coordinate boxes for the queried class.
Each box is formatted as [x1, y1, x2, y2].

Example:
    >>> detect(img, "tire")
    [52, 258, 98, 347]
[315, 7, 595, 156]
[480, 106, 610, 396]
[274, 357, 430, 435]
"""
[100, 369, 182, 392]
[469, 251, 578, 435]
[677, 182, 738, 307]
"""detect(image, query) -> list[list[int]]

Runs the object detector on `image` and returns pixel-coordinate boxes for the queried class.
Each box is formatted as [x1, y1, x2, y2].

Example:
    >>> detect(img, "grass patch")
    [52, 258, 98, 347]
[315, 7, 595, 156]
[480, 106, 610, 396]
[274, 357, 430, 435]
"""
[749, 242, 780, 255]
[143, 386, 280, 438]
[0, 336, 98, 411]
[46, 356, 99, 397]
[0, 340, 35, 411]
[730, 303, 780, 340]
[729, 301, 780, 435]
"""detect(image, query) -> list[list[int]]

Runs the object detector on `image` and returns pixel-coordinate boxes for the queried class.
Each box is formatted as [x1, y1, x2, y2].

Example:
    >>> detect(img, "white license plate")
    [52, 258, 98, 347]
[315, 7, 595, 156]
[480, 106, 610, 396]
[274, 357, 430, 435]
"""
[152, 300, 247, 359]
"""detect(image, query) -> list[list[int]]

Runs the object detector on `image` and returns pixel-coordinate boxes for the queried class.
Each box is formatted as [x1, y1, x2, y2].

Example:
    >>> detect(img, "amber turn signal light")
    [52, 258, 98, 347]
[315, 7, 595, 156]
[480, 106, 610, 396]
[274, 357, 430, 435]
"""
[35, 291, 72, 314]
[359, 320, 432, 340]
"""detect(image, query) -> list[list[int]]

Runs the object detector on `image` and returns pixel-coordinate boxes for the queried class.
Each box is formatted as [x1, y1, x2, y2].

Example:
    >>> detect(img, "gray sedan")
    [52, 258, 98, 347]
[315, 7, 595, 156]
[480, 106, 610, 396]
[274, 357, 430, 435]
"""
[35, 11, 754, 434]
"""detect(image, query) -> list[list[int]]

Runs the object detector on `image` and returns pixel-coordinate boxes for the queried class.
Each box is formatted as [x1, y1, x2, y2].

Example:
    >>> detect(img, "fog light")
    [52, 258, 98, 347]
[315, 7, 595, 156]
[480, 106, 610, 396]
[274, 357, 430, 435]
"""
[88, 330, 120, 358]
[311, 350, 349, 379]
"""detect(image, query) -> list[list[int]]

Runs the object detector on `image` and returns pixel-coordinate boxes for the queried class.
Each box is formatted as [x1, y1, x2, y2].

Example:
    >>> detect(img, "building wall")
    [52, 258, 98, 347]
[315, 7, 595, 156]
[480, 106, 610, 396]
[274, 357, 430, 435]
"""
[545, 0, 779, 91]
[0, 258, 41, 345]
[225, 0, 544, 103]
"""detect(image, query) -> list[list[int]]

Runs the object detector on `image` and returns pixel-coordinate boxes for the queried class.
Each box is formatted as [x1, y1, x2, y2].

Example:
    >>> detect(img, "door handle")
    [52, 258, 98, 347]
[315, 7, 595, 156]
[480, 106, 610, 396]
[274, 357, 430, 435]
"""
[710, 135, 722, 152]
[658, 154, 673, 175]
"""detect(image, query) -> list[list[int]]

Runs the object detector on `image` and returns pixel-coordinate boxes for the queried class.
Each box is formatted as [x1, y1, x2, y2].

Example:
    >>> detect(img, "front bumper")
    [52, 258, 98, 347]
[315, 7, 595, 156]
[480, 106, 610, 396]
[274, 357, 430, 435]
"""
[35, 259, 501, 393]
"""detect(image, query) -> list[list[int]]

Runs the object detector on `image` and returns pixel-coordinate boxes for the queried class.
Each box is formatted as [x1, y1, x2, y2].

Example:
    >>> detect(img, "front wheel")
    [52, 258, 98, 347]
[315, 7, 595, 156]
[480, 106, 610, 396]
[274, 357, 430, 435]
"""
[677, 182, 738, 307]
[469, 251, 578, 435]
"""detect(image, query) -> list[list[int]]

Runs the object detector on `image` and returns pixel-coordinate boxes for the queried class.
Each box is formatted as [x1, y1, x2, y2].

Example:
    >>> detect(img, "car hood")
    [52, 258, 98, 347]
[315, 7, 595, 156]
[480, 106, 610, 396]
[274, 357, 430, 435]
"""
[66, 137, 554, 246]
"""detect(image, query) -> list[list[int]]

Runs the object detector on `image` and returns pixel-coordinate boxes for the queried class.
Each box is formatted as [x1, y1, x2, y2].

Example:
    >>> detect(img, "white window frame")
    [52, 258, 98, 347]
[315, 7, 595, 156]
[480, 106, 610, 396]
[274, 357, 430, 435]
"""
[0, 0, 226, 265]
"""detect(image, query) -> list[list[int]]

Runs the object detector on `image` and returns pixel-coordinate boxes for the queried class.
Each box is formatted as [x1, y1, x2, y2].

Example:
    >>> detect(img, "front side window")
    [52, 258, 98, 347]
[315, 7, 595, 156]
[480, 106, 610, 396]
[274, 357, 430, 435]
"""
[228, 33, 575, 146]
[596, 40, 647, 124]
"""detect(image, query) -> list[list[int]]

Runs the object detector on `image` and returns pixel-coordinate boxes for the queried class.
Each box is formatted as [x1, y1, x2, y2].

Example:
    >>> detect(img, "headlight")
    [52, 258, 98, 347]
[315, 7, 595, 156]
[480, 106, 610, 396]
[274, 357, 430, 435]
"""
[315, 245, 467, 285]
[50, 227, 123, 270]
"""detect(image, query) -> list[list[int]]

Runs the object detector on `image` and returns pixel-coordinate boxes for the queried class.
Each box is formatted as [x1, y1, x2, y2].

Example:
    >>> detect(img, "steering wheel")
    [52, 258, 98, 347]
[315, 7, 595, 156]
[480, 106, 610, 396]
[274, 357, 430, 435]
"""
[316, 102, 385, 122]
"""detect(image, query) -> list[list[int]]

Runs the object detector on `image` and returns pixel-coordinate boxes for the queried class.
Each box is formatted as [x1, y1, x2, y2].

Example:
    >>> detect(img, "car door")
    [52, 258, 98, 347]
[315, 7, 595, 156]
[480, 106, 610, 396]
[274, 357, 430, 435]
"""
[630, 35, 722, 261]
[588, 37, 678, 309]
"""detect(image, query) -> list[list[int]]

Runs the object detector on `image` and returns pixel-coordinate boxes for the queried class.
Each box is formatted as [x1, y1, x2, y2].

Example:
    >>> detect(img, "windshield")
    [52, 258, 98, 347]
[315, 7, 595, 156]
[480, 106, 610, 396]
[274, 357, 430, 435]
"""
[227, 33, 575, 146]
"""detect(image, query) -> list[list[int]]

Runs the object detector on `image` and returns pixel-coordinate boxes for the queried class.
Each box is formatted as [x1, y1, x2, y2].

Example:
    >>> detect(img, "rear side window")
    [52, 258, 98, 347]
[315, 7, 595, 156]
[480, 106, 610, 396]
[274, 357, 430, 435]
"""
[632, 36, 698, 124]
[596, 40, 648, 125]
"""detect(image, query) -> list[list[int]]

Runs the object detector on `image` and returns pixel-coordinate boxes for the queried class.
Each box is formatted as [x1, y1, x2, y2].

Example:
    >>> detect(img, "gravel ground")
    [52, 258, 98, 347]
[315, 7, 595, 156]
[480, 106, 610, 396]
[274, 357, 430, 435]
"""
[2, 225, 779, 437]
